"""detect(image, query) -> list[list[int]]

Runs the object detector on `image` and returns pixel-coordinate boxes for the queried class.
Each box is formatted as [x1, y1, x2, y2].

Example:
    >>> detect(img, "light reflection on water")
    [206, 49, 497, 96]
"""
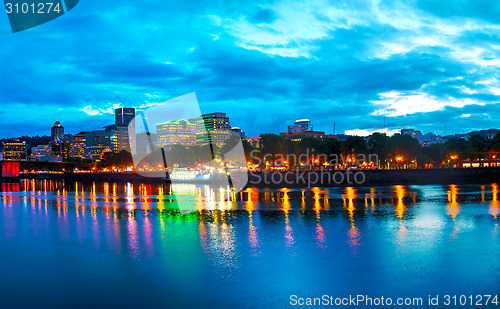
[0, 179, 499, 308]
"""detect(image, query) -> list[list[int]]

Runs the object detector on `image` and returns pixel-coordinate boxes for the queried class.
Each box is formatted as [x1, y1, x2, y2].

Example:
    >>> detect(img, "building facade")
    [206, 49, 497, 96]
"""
[191, 112, 231, 148]
[114, 107, 135, 152]
[51, 120, 64, 141]
[115, 107, 135, 126]
[245, 136, 261, 148]
[85, 130, 115, 161]
[280, 130, 325, 142]
[50, 135, 70, 161]
[288, 119, 311, 133]
[31, 145, 54, 161]
[69, 132, 88, 159]
[156, 119, 196, 149]
[2, 139, 27, 161]
[231, 127, 246, 139]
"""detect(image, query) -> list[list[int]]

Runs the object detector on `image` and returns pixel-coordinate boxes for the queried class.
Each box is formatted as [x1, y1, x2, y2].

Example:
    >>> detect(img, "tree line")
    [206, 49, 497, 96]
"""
[97, 131, 500, 170]
[251, 132, 500, 168]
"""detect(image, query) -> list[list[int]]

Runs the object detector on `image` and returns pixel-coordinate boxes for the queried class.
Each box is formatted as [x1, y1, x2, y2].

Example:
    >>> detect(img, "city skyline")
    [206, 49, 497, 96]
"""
[1, 112, 498, 141]
[1, 1, 500, 137]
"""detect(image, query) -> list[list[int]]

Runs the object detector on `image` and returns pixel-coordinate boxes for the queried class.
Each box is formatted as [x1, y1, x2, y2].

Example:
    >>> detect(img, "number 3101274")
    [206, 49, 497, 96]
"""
[5, 3, 62, 14]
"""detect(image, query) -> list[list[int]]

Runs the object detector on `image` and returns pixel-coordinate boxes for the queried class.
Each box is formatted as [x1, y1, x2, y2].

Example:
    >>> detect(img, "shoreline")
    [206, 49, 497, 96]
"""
[16, 167, 500, 188]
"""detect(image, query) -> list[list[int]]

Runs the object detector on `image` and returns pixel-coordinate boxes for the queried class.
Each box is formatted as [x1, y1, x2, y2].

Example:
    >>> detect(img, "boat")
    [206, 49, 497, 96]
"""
[165, 167, 222, 183]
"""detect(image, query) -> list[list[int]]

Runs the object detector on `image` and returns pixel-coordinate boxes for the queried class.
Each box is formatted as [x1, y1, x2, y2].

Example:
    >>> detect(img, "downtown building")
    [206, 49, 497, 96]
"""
[51, 134, 71, 160]
[231, 127, 246, 139]
[280, 130, 326, 142]
[110, 107, 135, 152]
[85, 129, 116, 161]
[115, 107, 135, 126]
[48, 121, 71, 161]
[69, 132, 88, 159]
[156, 119, 196, 149]
[190, 112, 232, 148]
[86, 107, 136, 160]
[51, 120, 64, 141]
[288, 119, 312, 133]
[31, 145, 53, 161]
[280, 118, 331, 142]
[2, 139, 27, 161]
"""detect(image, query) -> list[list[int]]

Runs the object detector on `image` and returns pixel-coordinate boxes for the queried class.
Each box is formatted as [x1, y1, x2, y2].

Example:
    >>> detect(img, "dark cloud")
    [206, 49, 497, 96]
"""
[250, 7, 277, 24]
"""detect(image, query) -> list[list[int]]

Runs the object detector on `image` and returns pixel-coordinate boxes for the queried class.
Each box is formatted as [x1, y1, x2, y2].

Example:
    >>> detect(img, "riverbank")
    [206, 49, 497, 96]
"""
[17, 167, 500, 188]
[246, 167, 500, 188]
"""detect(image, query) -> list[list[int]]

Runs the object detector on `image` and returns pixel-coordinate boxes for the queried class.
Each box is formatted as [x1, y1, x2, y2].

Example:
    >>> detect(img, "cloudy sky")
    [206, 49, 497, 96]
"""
[1, 0, 499, 137]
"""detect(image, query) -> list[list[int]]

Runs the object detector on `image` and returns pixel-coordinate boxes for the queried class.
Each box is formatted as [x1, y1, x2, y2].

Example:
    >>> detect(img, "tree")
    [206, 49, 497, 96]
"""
[97, 150, 133, 169]
[490, 131, 500, 152]
[443, 137, 469, 160]
[259, 134, 287, 168]
[242, 139, 256, 162]
[166, 144, 195, 166]
[385, 134, 421, 167]
[342, 136, 368, 155]
[368, 133, 389, 166]
[419, 145, 442, 167]
[192, 145, 216, 164]
[324, 137, 341, 156]
[468, 134, 487, 159]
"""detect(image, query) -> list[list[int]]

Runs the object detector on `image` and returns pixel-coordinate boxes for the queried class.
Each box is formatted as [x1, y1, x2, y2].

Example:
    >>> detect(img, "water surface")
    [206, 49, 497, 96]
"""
[0, 180, 499, 308]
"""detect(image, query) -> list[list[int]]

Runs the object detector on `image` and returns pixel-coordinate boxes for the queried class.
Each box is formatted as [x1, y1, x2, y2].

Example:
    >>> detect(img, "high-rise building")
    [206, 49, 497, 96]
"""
[114, 107, 135, 153]
[191, 112, 231, 148]
[156, 120, 196, 149]
[50, 135, 71, 161]
[288, 119, 311, 133]
[2, 139, 27, 161]
[85, 130, 115, 161]
[69, 132, 88, 159]
[115, 107, 136, 126]
[231, 127, 246, 139]
[51, 120, 64, 141]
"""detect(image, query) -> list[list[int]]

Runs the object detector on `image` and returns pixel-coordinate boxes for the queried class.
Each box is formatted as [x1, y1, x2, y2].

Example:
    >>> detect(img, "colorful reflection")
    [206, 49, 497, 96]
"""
[245, 188, 259, 251]
[446, 184, 460, 219]
[343, 187, 360, 248]
[394, 185, 407, 245]
[281, 188, 294, 248]
[490, 183, 499, 219]
[3, 179, 500, 262]
[312, 187, 326, 249]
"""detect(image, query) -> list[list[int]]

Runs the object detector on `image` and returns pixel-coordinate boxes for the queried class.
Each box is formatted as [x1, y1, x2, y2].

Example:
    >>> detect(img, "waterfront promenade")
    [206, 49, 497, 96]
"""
[16, 167, 500, 187]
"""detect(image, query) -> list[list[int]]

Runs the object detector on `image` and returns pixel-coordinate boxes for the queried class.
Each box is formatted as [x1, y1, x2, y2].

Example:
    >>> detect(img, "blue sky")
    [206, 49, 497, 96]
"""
[1, 0, 500, 137]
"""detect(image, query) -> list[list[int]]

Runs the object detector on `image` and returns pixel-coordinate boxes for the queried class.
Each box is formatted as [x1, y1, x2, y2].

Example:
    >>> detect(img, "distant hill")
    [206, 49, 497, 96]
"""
[444, 128, 499, 140]
[467, 128, 499, 139]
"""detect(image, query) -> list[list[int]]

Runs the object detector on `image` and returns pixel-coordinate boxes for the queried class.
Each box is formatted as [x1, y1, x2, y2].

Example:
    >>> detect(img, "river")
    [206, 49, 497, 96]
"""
[0, 180, 499, 308]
